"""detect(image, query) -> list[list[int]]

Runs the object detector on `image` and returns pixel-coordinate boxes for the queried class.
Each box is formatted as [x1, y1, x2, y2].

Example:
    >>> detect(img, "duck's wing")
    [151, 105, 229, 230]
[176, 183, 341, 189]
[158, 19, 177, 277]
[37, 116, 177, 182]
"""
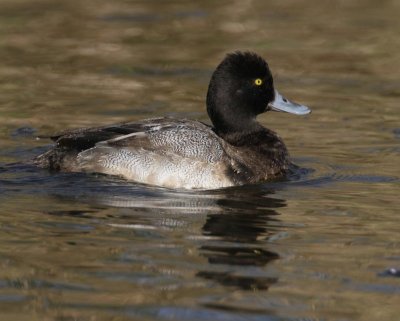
[46, 117, 170, 151]
[33, 118, 170, 169]
[72, 118, 231, 189]
[76, 118, 224, 165]
[103, 118, 224, 162]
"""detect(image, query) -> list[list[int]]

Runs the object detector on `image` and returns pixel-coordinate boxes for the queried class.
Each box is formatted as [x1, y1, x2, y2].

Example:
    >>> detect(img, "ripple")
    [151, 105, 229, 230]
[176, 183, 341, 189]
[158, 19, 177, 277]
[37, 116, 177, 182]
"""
[285, 158, 399, 188]
[107, 65, 207, 77]
[0, 293, 31, 303]
[378, 268, 400, 278]
[0, 278, 93, 292]
[11, 126, 37, 138]
[393, 128, 400, 139]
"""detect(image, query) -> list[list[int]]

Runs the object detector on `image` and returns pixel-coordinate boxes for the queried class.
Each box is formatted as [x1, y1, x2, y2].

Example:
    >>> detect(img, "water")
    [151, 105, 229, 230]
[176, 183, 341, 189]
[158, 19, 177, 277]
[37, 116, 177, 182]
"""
[0, 0, 399, 320]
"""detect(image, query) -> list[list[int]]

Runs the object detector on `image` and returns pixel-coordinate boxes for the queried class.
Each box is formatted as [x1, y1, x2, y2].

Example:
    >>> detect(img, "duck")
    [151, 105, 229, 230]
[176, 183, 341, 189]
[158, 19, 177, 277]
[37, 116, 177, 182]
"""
[33, 51, 310, 190]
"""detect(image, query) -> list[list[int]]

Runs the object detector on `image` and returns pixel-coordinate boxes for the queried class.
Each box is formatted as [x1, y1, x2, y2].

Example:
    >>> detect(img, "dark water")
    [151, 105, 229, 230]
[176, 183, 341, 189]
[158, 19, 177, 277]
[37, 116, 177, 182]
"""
[0, 1, 399, 320]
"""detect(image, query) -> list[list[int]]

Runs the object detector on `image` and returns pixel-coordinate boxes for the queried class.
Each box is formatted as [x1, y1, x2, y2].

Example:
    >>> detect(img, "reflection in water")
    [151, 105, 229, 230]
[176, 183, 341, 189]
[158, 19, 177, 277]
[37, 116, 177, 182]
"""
[3, 163, 285, 293]
[42, 172, 285, 295]
[91, 185, 285, 292]
[198, 199, 282, 291]
[198, 270, 278, 291]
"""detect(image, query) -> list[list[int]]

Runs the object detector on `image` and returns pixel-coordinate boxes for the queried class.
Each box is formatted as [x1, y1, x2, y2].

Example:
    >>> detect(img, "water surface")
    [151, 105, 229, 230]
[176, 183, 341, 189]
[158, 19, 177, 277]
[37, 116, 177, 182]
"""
[0, 1, 399, 320]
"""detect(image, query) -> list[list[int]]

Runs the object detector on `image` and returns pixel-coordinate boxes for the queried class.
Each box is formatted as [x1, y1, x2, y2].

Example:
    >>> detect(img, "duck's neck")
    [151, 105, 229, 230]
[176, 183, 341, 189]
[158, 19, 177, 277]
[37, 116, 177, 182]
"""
[209, 112, 266, 146]
[211, 112, 262, 137]
[207, 88, 262, 140]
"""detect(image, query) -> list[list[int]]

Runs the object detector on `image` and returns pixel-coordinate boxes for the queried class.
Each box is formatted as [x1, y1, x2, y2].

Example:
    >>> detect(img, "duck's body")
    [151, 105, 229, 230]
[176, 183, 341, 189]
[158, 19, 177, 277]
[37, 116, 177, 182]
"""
[34, 117, 289, 189]
[34, 52, 310, 190]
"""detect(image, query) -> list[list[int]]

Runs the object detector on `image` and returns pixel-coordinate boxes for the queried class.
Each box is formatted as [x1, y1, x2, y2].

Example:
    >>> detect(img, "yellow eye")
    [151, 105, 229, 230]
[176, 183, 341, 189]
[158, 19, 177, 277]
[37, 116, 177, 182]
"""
[254, 78, 263, 86]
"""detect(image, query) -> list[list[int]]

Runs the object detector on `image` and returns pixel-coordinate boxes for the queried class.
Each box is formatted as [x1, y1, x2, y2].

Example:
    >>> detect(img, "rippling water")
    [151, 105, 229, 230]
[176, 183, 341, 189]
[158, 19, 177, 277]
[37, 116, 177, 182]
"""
[0, 0, 399, 320]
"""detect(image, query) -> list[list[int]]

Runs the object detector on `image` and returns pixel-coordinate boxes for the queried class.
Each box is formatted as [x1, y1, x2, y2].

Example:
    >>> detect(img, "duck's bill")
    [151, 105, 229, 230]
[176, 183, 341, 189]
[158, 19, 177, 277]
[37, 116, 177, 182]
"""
[268, 90, 311, 115]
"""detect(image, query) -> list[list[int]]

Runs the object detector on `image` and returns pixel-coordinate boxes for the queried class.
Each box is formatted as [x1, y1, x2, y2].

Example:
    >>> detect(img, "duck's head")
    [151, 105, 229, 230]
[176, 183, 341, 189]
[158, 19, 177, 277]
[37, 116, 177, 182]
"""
[206, 51, 310, 135]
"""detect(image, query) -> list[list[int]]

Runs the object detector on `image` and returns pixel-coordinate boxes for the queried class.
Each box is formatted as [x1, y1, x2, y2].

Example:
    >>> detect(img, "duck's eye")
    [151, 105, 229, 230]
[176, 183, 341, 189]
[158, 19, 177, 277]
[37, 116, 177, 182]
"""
[254, 78, 263, 86]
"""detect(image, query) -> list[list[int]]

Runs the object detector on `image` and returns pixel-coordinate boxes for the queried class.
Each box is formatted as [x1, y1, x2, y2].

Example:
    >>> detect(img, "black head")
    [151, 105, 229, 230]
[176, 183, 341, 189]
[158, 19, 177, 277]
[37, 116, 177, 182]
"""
[206, 52, 274, 135]
[206, 51, 310, 136]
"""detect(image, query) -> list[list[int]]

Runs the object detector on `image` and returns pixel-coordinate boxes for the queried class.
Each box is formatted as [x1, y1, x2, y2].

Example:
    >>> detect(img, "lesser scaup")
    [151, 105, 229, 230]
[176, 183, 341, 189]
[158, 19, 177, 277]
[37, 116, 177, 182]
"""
[33, 51, 310, 189]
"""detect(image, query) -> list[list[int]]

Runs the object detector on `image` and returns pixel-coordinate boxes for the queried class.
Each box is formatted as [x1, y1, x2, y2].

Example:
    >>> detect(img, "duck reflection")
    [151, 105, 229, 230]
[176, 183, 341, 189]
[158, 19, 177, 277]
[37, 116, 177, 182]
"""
[196, 191, 283, 291]
[45, 173, 284, 291]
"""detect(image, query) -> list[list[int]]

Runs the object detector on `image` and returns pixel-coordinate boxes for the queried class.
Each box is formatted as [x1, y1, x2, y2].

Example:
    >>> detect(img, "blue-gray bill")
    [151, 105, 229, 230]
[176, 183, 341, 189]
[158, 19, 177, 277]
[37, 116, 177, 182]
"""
[268, 90, 311, 115]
